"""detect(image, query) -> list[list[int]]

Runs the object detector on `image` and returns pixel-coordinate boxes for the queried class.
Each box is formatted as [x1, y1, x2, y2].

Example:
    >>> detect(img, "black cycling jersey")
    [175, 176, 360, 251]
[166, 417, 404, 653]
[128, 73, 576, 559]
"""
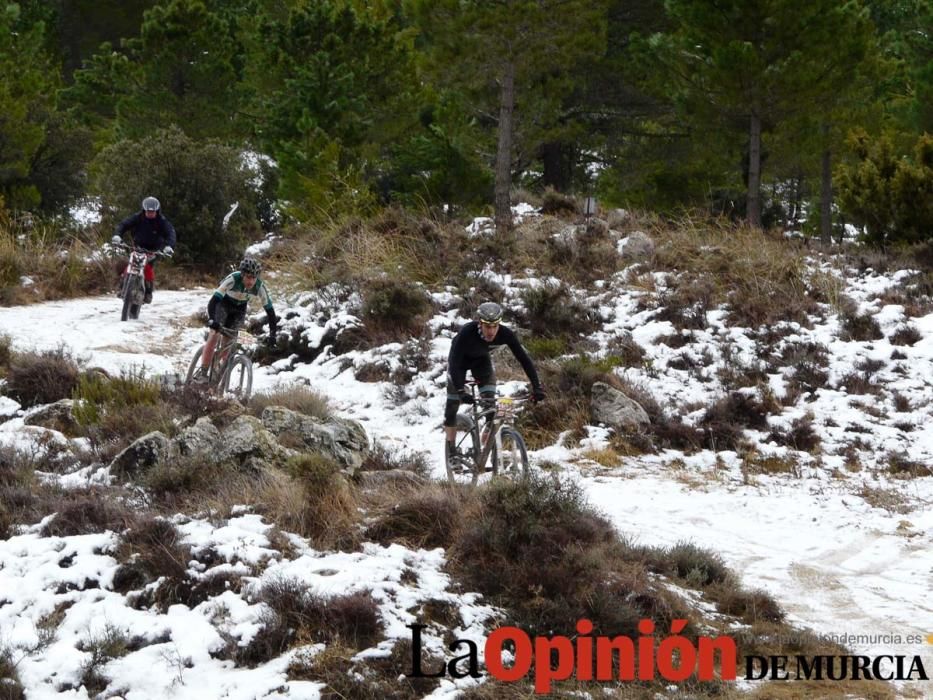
[447, 321, 540, 389]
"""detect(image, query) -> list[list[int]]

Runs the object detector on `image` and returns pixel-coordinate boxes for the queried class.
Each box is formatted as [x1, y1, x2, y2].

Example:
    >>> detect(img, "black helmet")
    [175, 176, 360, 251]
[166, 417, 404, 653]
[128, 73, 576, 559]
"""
[142, 196, 160, 212]
[477, 301, 503, 324]
[239, 257, 262, 276]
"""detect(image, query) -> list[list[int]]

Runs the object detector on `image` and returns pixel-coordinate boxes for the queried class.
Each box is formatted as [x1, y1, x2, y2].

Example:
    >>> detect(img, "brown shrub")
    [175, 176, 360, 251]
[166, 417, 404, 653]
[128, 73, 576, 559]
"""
[889, 324, 922, 346]
[282, 454, 361, 549]
[248, 384, 332, 420]
[767, 414, 821, 452]
[517, 282, 600, 340]
[839, 308, 883, 341]
[40, 490, 136, 537]
[4, 347, 80, 407]
[365, 484, 463, 549]
[114, 516, 192, 609]
[237, 578, 382, 666]
[357, 277, 433, 345]
[538, 188, 578, 216]
[358, 443, 430, 478]
[699, 392, 770, 450]
[448, 475, 685, 638]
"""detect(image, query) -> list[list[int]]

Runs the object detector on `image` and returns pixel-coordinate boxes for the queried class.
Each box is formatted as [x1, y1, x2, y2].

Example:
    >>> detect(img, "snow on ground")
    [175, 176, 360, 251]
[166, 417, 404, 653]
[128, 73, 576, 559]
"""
[1, 256, 933, 697]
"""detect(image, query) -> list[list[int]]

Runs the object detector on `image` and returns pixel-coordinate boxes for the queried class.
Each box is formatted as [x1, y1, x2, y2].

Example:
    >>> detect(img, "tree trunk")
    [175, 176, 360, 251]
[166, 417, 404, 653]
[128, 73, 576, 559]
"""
[820, 124, 833, 246]
[494, 61, 515, 236]
[541, 141, 573, 192]
[746, 111, 762, 228]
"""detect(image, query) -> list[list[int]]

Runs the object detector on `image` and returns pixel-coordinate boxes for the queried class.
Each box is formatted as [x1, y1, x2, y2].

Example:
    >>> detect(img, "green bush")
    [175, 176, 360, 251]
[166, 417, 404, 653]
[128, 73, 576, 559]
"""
[518, 282, 599, 339]
[91, 126, 259, 268]
[836, 130, 933, 246]
[359, 277, 432, 342]
[72, 368, 161, 426]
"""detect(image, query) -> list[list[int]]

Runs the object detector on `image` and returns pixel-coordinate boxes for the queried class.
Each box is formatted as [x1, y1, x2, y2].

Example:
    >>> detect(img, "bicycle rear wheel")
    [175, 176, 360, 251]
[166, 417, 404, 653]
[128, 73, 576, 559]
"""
[221, 354, 253, 402]
[446, 413, 480, 487]
[492, 428, 529, 481]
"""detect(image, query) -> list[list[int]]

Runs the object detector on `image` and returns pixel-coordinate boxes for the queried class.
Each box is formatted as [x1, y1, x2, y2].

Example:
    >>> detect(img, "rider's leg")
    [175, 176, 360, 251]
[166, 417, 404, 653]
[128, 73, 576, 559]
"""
[474, 360, 497, 448]
[143, 262, 155, 303]
[200, 330, 220, 371]
[444, 371, 465, 449]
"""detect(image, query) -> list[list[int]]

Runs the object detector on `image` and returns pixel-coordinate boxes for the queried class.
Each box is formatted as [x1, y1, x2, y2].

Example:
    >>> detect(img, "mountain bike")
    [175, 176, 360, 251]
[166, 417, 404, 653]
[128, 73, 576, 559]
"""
[446, 381, 530, 487]
[184, 326, 254, 402]
[113, 243, 171, 322]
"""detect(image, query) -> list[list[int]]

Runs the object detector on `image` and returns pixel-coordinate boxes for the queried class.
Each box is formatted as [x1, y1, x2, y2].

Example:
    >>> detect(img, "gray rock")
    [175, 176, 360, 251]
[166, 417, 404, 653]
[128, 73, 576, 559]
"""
[619, 231, 655, 261]
[260, 406, 369, 473]
[174, 416, 221, 457]
[110, 431, 172, 477]
[217, 415, 287, 469]
[23, 399, 80, 434]
[590, 381, 650, 433]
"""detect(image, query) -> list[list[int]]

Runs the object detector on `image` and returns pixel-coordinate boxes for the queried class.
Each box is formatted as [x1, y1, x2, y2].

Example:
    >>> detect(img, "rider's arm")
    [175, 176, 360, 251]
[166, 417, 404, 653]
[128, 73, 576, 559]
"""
[115, 212, 138, 239]
[207, 294, 220, 321]
[162, 217, 177, 249]
[502, 327, 541, 388]
[447, 327, 467, 389]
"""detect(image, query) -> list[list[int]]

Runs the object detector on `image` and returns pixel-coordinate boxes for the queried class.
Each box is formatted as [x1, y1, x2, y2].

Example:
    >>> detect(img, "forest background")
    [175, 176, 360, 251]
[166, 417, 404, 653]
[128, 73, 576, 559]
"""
[0, 0, 930, 267]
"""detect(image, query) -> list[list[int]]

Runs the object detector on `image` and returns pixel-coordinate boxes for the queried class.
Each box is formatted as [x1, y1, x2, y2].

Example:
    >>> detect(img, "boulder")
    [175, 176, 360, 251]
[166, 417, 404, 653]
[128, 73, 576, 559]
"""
[110, 431, 172, 477]
[260, 406, 369, 473]
[618, 231, 655, 261]
[590, 381, 650, 432]
[217, 414, 287, 471]
[173, 416, 222, 457]
[23, 399, 80, 435]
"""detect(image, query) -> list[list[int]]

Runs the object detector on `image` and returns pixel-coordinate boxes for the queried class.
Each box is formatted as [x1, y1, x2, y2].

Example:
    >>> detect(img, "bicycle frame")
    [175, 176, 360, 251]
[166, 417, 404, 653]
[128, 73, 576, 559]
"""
[447, 381, 530, 485]
[185, 326, 255, 401]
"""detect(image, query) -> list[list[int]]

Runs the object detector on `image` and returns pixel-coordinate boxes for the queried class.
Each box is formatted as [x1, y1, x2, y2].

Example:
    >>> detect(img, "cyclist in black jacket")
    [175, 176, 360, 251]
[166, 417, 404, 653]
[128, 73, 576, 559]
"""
[444, 302, 545, 459]
[111, 196, 176, 303]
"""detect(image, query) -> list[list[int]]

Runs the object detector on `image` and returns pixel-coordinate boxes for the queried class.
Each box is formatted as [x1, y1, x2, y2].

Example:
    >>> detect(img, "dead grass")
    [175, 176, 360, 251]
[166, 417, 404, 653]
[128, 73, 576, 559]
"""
[288, 638, 440, 699]
[0, 227, 114, 306]
[4, 347, 81, 407]
[364, 482, 464, 549]
[39, 489, 136, 537]
[858, 485, 912, 514]
[650, 217, 817, 328]
[236, 578, 382, 666]
[247, 384, 332, 420]
[281, 454, 362, 549]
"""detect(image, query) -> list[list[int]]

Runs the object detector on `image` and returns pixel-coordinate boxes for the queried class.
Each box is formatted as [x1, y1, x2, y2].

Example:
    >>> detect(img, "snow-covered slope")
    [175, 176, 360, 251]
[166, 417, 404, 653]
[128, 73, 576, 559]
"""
[1, 247, 932, 698]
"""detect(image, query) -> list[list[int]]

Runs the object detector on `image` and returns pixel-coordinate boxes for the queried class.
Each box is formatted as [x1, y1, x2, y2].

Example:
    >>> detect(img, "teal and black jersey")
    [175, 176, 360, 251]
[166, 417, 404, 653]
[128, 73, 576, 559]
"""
[212, 271, 274, 312]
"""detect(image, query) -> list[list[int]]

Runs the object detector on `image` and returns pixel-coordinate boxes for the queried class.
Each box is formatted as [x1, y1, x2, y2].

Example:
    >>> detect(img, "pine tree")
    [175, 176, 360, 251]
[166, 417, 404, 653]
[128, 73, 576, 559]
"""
[407, 0, 607, 234]
[0, 3, 60, 210]
[643, 0, 876, 228]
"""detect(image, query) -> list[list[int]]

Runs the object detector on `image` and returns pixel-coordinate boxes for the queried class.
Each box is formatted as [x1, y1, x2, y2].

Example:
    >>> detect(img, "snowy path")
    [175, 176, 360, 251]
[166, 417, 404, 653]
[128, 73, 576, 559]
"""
[1, 293, 932, 698]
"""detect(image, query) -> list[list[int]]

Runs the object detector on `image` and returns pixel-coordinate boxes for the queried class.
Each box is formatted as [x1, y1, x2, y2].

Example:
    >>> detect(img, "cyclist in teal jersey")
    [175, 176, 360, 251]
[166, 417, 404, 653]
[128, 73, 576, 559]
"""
[192, 257, 278, 381]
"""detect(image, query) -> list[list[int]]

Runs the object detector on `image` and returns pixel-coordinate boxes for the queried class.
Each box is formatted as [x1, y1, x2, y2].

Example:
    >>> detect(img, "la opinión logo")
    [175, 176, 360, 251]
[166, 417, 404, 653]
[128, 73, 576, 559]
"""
[407, 618, 737, 694]
[407, 619, 930, 693]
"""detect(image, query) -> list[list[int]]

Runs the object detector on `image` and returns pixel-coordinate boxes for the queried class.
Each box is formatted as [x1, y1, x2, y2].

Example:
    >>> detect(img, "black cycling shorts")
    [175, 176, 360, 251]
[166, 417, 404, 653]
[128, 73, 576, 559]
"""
[444, 356, 496, 427]
[216, 298, 247, 330]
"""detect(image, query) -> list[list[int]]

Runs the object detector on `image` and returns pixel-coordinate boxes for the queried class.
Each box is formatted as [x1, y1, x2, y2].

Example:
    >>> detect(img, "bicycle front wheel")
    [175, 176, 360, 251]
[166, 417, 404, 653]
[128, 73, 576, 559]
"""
[221, 354, 253, 402]
[446, 413, 480, 487]
[492, 428, 529, 481]
[185, 345, 205, 385]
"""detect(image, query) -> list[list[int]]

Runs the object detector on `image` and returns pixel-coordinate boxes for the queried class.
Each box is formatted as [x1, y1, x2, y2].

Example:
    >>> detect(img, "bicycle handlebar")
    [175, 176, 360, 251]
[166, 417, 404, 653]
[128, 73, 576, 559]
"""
[111, 242, 173, 258]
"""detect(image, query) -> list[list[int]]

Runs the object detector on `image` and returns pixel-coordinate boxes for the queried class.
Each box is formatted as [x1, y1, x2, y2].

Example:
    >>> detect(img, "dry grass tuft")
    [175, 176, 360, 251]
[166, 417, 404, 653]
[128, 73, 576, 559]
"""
[364, 483, 465, 549]
[4, 347, 81, 407]
[649, 217, 817, 328]
[236, 578, 381, 666]
[248, 384, 332, 420]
